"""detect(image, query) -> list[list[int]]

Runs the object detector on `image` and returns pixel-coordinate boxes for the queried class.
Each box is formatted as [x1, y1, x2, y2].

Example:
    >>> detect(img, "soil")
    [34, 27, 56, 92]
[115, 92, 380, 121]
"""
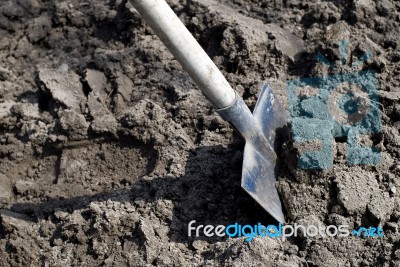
[0, 0, 399, 266]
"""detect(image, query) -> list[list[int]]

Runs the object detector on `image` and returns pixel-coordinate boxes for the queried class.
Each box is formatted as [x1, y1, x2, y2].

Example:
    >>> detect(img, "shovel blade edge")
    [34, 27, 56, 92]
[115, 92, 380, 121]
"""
[241, 83, 289, 223]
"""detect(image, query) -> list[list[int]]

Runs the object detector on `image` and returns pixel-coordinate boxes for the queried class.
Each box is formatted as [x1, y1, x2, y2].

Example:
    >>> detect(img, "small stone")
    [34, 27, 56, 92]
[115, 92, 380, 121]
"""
[90, 114, 117, 136]
[59, 109, 88, 139]
[391, 186, 397, 195]
[52, 238, 63, 246]
[58, 63, 69, 72]
[54, 211, 69, 221]
[38, 68, 86, 113]
[154, 226, 168, 240]
[70, 210, 85, 225]
[37, 121, 46, 129]
[14, 180, 35, 195]
[85, 69, 109, 102]
[192, 240, 208, 251]
[87, 92, 110, 118]
[115, 72, 134, 102]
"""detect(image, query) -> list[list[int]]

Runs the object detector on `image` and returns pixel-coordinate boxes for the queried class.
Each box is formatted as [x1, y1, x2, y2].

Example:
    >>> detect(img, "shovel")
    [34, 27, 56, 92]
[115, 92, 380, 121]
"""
[129, 0, 288, 223]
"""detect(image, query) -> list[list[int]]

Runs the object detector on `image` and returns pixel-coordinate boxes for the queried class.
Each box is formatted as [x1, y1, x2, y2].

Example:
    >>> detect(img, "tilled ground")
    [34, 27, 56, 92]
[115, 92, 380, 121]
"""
[0, 0, 399, 266]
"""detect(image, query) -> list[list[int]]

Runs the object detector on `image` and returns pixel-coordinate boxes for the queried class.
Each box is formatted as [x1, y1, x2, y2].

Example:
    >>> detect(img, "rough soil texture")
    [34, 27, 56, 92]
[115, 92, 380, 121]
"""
[0, 0, 399, 266]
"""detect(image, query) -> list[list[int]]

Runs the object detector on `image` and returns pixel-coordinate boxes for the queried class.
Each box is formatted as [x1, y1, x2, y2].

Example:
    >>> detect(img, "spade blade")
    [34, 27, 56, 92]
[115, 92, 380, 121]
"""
[241, 83, 289, 223]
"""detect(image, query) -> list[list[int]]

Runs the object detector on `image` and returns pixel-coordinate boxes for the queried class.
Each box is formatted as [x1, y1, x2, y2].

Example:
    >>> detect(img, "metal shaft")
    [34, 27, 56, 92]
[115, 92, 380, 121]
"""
[129, 0, 236, 109]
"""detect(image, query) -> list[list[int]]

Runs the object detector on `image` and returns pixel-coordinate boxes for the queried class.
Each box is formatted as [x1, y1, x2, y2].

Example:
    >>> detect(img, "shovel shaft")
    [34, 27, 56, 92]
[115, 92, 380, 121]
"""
[129, 0, 236, 109]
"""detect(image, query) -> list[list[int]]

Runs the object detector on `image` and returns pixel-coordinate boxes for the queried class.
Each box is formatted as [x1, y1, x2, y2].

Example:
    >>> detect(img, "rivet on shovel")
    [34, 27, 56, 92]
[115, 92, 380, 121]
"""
[129, 0, 289, 223]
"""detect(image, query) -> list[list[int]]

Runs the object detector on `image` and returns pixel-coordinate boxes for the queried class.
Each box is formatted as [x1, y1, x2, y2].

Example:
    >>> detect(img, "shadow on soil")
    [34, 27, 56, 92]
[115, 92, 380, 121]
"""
[5, 138, 283, 245]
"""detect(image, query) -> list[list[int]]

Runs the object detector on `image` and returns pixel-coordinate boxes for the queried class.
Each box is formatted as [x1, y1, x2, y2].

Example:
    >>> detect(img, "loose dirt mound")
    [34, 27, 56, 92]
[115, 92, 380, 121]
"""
[0, 0, 399, 266]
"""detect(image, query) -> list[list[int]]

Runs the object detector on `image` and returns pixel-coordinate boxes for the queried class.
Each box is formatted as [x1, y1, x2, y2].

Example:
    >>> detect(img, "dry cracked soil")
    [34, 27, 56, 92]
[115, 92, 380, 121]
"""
[0, 0, 400, 266]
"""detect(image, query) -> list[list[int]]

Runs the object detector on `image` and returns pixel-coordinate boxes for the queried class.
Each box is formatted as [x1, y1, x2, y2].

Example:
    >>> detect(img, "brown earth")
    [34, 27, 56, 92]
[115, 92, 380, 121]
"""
[0, 0, 399, 266]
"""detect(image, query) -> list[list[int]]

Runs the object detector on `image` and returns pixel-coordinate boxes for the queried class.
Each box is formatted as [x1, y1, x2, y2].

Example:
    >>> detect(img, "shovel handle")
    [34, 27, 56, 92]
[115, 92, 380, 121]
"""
[129, 0, 236, 109]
